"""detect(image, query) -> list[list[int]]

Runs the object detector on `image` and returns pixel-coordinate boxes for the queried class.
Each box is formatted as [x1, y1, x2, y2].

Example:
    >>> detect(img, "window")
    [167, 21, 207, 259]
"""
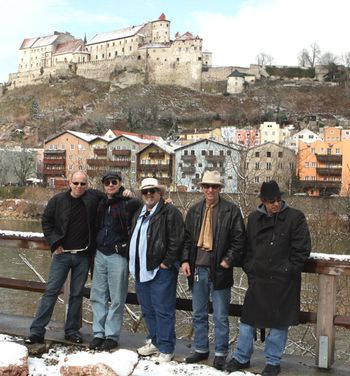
[278, 162, 283, 169]
[267, 152, 271, 157]
[327, 148, 332, 155]
[311, 148, 315, 154]
[335, 148, 340, 154]
[184, 150, 188, 155]
[227, 150, 231, 156]
[190, 150, 195, 155]
[255, 162, 260, 170]
[305, 162, 309, 167]
[202, 150, 206, 156]
[278, 152, 283, 158]
[266, 162, 272, 170]
[255, 152, 260, 157]
[255, 176, 260, 183]
[70, 144, 75, 150]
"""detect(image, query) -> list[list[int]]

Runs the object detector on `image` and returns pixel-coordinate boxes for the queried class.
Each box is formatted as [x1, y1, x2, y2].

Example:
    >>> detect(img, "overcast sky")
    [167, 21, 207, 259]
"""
[1, 0, 349, 83]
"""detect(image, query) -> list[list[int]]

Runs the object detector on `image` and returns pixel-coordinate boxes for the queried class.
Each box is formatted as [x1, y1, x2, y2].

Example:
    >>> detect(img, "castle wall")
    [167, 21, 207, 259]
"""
[202, 66, 233, 82]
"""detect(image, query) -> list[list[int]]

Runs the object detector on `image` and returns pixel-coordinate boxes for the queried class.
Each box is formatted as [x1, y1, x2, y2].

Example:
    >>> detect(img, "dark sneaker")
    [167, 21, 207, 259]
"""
[24, 334, 44, 344]
[64, 332, 83, 344]
[89, 337, 105, 350]
[262, 364, 281, 376]
[213, 355, 226, 370]
[101, 338, 118, 351]
[185, 351, 209, 364]
[225, 357, 250, 372]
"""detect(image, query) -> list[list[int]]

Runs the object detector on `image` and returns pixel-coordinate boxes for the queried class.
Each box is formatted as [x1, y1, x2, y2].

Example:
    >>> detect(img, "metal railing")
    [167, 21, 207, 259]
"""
[0, 230, 350, 369]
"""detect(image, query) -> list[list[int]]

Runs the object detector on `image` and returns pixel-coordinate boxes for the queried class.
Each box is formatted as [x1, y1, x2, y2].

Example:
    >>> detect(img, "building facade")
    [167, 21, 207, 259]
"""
[175, 139, 241, 193]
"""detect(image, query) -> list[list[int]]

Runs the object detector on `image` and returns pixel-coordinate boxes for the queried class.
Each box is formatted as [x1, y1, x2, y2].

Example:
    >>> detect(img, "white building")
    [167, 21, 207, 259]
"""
[284, 128, 322, 153]
[174, 139, 241, 193]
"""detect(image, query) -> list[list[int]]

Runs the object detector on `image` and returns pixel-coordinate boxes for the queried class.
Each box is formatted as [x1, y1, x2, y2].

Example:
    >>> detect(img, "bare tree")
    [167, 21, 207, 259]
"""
[318, 52, 338, 66]
[256, 52, 273, 67]
[298, 43, 321, 68]
[13, 147, 36, 186]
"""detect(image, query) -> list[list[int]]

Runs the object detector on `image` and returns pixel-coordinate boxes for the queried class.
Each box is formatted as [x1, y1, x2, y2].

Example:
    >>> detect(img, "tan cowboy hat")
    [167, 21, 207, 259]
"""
[199, 170, 224, 187]
[139, 177, 166, 194]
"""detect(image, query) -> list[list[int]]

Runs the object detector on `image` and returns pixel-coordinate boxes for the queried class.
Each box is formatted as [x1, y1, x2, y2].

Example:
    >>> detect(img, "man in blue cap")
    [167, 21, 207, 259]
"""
[225, 180, 311, 376]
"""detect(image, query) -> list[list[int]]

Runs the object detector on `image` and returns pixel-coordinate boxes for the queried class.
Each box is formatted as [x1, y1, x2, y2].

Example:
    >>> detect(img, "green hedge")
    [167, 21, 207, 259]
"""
[266, 66, 315, 78]
[0, 186, 26, 199]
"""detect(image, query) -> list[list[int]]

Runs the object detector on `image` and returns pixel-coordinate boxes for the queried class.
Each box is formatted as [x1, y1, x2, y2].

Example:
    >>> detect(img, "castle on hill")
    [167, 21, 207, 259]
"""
[9, 13, 214, 90]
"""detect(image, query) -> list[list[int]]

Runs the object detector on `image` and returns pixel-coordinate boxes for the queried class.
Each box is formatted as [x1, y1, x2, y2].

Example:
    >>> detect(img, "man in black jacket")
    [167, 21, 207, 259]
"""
[225, 181, 311, 376]
[25, 171, 103, 344]
[181, 170, 246, 370]
[129, 178, 184, 363]
[89, 171, 141, 351]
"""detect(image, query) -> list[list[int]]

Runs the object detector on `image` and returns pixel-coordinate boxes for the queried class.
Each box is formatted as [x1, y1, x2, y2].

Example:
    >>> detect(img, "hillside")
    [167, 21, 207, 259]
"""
[0, 75, 350, 147]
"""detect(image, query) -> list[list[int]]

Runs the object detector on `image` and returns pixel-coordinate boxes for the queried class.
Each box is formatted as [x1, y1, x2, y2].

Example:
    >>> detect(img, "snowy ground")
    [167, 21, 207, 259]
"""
[0, 334, 259, 376]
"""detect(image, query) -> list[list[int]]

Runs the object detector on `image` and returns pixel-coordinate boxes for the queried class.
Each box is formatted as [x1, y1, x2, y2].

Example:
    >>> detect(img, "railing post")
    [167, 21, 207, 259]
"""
[316, 274, 336, 368]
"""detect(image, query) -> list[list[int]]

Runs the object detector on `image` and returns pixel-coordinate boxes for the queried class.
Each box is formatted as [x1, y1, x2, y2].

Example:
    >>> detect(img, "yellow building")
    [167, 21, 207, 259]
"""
[137, 142, 175, 191]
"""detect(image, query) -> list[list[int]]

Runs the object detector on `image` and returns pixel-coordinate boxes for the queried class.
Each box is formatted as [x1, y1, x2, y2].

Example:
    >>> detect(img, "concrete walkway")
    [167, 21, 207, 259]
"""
[0, 313, 348, 375]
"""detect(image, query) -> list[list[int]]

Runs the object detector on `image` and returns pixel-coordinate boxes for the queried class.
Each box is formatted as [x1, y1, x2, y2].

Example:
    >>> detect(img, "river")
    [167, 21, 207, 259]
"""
[0, 219, 65, 320]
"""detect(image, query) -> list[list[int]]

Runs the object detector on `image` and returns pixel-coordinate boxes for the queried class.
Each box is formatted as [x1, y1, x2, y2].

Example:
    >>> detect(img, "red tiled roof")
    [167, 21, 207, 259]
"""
[54, 39, 85, 55]
[112, 129, 162, 141]
[159, 13, 167, 21]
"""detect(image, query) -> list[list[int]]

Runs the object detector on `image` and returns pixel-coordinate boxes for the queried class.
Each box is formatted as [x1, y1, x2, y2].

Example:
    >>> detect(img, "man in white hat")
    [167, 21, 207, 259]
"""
[129, 177, 185, 362]
[181, 170, 246, 370]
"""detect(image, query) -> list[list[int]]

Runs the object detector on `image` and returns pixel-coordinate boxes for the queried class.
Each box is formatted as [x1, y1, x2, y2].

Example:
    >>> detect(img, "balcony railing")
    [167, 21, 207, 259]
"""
[93, 148, 107, 157]
[205, 155, 225, 163]
[87, 158, 107, 166]
[182, 166, 196, 174]
[148, 152, 165, 159]
[43, 158, 65, 165]
[43, 168, 65, 175]
[300, 180, 342, 189]
[316, 167, 342, 176]
[315, 154, 342, 163]
[112, 149, 131, 156]
[181, 155, 197, 163]
[109, 160, 131, 167]
[139, 164, 171, 173]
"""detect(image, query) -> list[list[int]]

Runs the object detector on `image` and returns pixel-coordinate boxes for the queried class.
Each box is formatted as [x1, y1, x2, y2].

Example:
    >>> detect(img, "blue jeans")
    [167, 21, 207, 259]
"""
[234, 322, 288, 365]
[30, 252, 90, 337]
[135, 266, 178, 354]
[192, 266, 231, 356]
[90, 250, 129, 341]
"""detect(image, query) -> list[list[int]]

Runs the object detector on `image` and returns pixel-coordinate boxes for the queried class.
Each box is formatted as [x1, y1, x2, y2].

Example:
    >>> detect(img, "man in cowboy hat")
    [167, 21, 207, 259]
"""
[225, 180, 311, 376]
[181, 170, 246, 370]
[129, 177, 185, 363]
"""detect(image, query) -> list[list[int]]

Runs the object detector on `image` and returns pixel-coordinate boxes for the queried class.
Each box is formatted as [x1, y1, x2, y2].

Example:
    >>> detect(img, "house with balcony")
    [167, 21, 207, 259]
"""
[137, 142, 175, 191]
[297, 140, 350, 196]
[86, 137, 109, 182]
[242, 142, 296, 195]
[43, 130, 107, 187]
[107, 135, 152, 188]
[174, 139, 241, 192]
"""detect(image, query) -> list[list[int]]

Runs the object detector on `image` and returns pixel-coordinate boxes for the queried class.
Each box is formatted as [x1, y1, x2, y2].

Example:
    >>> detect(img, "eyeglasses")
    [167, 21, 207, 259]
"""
[104, 180, 119, 186]
[72, 181, 87, 186]
[202, 184, 220, 190]
[141, 188, 158, 195]
[266, 198, 282, 204]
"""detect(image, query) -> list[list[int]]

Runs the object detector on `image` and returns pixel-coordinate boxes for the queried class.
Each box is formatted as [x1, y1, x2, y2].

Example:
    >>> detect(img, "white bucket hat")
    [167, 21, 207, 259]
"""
[139, 177, 166, 194]
[199, 170, 224, 187]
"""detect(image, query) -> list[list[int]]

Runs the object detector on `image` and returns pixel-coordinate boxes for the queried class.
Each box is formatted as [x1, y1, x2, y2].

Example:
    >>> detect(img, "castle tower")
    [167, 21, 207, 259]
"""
[151, 13, 170, 43]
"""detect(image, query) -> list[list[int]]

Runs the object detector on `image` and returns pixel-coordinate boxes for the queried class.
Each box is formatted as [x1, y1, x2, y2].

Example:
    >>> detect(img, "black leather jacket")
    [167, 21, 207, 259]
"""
[130, 197, 185, 270]
[181, 196, 246, 290]
[42, 189, 103, 255]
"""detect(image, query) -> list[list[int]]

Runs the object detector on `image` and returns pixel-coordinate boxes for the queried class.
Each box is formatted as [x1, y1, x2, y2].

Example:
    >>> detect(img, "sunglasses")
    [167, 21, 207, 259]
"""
[202, 184, 220, 190]
[72, 181, 87, 186]
[104, 179, 119, 186]
[141, 188, 158, 195]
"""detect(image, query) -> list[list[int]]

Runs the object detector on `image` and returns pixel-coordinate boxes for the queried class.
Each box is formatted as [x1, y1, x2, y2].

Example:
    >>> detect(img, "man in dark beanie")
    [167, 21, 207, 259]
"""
[89, 171, 141, 351]
[225, 180, 311, 376]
